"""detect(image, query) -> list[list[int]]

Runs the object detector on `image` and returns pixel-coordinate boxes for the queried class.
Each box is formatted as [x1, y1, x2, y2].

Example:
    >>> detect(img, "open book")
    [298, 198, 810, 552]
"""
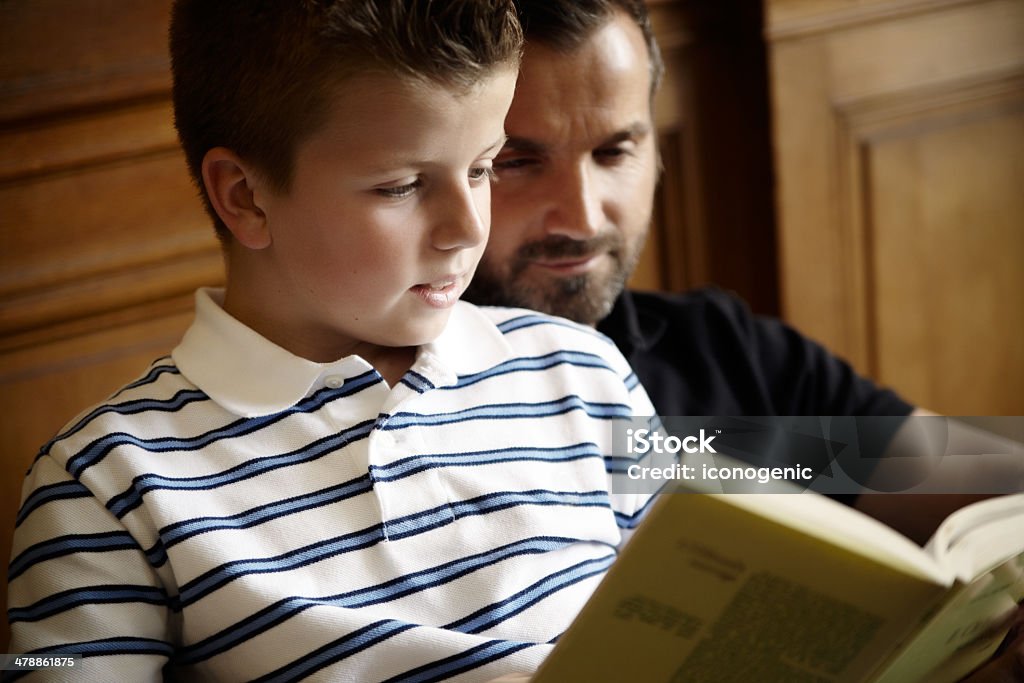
[534, 488, 1024, 683]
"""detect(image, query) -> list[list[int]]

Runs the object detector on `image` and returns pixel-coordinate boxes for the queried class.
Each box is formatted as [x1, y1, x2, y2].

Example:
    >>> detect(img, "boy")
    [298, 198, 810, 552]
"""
[6, 1, 655, 681]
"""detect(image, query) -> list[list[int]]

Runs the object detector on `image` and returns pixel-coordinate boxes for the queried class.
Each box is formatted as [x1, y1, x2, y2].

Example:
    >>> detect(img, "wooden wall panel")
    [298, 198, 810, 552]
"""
[767, 0, 1024, 413]
[0, 150, 219, 336]
[0, 0, 173, 121]
[644, 129, 700, 293]
[869, 104, 1024, 414]
[640, 0, 780, 313]
[0, 0, 219, 650]
[635, 0, 703, 292]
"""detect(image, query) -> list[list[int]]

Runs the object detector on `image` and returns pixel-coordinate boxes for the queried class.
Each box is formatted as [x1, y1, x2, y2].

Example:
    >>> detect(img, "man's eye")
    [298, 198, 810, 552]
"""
[493, 156, 539, 171]
[594, 147, 630, 164]
[376, 180, 421, 199]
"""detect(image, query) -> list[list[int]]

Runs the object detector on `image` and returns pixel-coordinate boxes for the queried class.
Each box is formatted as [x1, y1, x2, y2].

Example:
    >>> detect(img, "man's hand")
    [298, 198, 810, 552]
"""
[960, 604, 1024, 682]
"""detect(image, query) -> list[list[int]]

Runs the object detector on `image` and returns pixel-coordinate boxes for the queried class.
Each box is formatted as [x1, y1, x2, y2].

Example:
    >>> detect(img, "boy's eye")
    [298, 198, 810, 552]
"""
[376, 179, 422, 199]
[469, 166, 497, 183]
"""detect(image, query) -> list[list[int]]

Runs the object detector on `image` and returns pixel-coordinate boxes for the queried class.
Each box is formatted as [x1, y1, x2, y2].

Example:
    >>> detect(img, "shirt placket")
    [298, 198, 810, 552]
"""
[365, 358, 458, 541]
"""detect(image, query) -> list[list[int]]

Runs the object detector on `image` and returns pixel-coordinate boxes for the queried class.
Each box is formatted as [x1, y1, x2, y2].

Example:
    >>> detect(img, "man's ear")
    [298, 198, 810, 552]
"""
[201, 147, 272, 249]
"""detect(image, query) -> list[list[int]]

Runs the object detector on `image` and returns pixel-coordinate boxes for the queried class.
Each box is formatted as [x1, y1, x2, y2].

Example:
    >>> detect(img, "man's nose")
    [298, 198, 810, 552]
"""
[431, 183, 487, 251]
[543, 162, 603, 240]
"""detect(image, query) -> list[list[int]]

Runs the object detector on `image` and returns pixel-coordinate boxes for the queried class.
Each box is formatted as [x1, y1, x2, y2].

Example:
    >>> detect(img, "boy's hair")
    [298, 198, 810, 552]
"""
[170, 0, 523, 241]
[512, 0, 663, 98]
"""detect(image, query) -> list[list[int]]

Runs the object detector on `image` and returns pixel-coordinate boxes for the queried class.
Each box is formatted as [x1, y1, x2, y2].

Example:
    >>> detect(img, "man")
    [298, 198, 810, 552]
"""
[464, 1, 1023, 679]
[464, 0, 912, 420]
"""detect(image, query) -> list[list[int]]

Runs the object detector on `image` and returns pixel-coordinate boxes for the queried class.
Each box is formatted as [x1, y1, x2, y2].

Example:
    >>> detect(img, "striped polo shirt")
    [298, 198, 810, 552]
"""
[8, 288, 657, 682]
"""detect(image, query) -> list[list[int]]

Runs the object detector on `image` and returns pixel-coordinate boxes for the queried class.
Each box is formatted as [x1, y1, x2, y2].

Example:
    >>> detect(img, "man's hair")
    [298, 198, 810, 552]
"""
[512, 0, 663, 96]
[170, 0, 523, 240]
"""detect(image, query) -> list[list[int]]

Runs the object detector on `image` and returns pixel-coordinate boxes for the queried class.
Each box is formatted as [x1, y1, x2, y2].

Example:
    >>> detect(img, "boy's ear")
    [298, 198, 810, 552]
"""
[201, 147, 272, 249]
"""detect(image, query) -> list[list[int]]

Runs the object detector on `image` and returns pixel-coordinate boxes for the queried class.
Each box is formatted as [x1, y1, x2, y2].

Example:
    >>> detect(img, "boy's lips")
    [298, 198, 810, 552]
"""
[410, 273, 465, 308]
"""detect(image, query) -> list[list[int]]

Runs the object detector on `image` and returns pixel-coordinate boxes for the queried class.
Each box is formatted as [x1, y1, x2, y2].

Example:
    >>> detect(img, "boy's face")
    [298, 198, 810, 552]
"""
[235, 68, 516, 362]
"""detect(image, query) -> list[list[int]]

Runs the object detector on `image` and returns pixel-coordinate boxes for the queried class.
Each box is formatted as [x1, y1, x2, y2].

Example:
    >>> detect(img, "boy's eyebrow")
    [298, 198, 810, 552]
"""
[360, 135, 509, 176]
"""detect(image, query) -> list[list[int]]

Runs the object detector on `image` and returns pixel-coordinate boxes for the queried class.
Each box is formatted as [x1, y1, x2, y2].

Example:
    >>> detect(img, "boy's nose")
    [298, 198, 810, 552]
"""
[431, 185, 487, 251]
[543, 162, 603, 240]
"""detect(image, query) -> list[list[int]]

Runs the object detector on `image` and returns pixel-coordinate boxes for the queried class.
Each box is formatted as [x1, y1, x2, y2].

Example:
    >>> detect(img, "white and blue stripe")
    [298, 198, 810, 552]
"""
[7, 291, 657, 682]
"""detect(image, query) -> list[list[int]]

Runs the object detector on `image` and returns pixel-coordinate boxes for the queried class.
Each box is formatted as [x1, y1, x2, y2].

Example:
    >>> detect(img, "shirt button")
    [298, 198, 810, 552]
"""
[324, 375, 344, 389]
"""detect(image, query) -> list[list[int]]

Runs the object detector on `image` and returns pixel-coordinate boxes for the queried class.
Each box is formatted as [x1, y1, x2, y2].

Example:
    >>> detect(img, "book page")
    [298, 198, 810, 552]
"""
[925, 493, 1024, 580]
[722, 492, 951, 585]
[870, 553, 1024, 683]
[872, 497, 1024, 683]
[534, 492, 950, 683]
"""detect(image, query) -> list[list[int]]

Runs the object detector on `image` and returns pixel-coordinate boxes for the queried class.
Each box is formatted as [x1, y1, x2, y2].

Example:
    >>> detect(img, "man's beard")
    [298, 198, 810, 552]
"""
[464, 231, 643, 326]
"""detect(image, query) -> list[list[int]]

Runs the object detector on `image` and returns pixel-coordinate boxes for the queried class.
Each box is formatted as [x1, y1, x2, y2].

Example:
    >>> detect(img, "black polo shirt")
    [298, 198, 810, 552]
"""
[598, 287, 914, 418]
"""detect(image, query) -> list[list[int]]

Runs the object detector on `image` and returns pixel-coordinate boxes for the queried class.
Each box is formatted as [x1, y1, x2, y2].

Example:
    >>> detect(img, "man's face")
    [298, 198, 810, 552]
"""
[464, 10, 658, 326]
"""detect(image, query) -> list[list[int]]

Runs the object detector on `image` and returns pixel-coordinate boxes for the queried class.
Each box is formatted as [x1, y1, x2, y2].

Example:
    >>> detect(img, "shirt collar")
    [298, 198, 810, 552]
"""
[423, 298, 514, 379]
[172, 288, 513, 417]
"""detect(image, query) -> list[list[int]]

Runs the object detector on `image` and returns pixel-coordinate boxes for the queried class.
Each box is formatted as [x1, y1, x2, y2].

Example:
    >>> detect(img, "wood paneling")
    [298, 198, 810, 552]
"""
[767, 0, 1024, 413]
[0, 0, 173, 122]
[869, 101, 1024, 414]
[0, 0, 218, 650]
[639, 0, 780, 313]
[0, 149, 220, 336]
[634, 0, 703, 293]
